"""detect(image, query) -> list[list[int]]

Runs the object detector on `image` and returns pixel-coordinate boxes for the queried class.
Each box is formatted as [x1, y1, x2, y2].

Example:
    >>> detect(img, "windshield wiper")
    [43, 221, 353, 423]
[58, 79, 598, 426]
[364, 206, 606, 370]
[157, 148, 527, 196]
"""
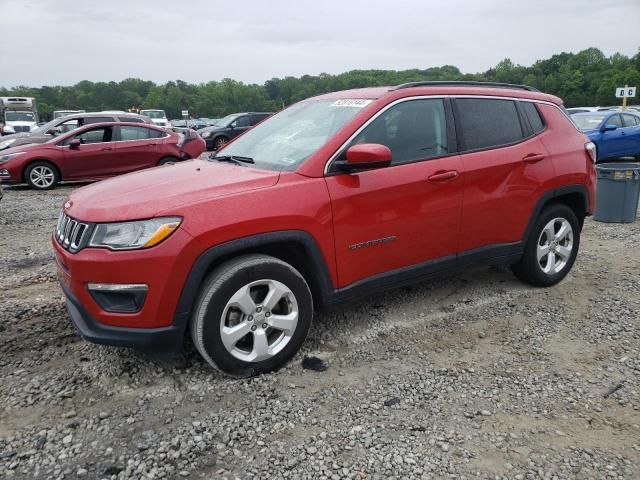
[211, 155, 255, 164]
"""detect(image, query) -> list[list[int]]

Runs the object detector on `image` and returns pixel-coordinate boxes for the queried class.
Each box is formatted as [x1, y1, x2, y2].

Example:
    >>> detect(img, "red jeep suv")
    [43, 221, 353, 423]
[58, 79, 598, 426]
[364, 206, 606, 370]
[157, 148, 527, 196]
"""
[53, 82, 596, 376]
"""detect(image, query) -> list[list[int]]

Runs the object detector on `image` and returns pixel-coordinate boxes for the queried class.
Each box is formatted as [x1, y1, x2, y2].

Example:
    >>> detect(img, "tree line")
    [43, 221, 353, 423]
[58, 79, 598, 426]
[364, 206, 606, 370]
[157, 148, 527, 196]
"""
[2, 47, 638, 122]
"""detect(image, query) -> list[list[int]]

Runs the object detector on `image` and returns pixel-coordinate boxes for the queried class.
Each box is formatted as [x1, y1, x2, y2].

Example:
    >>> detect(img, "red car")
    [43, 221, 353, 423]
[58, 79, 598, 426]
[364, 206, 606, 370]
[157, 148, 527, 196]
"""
[0, 122, 205, 189]
[53, 82, 596, 376]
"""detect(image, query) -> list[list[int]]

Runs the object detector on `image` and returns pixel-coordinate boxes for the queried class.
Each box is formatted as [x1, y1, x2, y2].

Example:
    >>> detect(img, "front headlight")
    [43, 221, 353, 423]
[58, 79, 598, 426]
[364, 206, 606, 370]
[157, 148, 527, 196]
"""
[0, 139, 16, 150]
[0, 151, 26, 162]
[89, 217, 181, 250]
[200, 131, 212, 138]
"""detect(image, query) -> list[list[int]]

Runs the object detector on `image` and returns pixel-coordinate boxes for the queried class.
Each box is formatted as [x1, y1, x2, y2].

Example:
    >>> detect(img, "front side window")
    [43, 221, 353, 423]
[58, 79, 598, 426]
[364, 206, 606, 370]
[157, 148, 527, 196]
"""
[62, 126, 113, 145]
[348, 99, 448, 165]
[59, 119, 80, 133]
[606, 114, 623, 128]
[456, 98, 524, 151]
[233, 116, 251, 128]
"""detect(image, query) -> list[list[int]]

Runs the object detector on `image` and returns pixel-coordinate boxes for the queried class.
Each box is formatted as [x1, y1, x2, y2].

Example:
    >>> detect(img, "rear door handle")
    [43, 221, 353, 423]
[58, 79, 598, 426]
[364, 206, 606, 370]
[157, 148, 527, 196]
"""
[147, 143, 157, 146]
[522, 153, 545, 163]
[101, 147, 113, 151]
[428, 170, 458, 182]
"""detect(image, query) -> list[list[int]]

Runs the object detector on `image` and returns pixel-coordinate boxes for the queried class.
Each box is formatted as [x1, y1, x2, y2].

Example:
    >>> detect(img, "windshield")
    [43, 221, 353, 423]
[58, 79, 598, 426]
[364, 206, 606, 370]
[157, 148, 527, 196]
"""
[572, 114, 605, 131]
[32, 118, 61, 134]
[216, 99, 371, 170]
[141, 110, 167, 119]
[5, 111, 35, 122]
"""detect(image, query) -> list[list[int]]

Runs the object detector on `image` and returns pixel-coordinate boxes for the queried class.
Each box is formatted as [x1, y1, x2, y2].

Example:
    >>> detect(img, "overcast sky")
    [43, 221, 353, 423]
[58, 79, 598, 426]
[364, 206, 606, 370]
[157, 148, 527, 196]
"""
[0, 0, 638, 88]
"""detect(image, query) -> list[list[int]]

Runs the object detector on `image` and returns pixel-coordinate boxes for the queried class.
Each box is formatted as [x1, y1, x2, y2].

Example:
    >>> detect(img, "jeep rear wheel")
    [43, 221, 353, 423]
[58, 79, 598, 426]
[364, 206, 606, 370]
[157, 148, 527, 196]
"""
[190, 254, 313, 377]
[512, 203, 580, 287]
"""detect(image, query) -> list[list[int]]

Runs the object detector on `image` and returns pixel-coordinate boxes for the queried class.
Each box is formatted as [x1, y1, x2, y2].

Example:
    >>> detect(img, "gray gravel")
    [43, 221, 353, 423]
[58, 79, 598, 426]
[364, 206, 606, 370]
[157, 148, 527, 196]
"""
[1, 184, 639, 479]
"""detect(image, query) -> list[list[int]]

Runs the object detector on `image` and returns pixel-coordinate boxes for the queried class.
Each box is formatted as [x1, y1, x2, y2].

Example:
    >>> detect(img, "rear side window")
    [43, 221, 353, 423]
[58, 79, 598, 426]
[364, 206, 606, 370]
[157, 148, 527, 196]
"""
[83, 116, 113, 124]
[234, 116, 251, 127]
[119, 126, 161, 140]
[120, 116, 145, 123]
[521, 102, 545, 134]
[621, 114, 639, 127]
[250, 114, 269, 126]
[456, 98, 524, 151]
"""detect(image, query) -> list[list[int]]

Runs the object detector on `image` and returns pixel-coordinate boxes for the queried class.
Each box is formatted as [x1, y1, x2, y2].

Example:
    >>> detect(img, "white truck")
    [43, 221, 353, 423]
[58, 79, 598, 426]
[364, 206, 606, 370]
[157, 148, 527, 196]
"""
[139, 109, 170, 128]
[0, 97, 39, 135]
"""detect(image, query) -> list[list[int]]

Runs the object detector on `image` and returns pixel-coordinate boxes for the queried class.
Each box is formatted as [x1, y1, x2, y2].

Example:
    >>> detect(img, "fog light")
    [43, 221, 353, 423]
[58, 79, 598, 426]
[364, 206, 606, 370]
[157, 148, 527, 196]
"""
[0, 169, 9, 177]
[87, 283, 148, 313]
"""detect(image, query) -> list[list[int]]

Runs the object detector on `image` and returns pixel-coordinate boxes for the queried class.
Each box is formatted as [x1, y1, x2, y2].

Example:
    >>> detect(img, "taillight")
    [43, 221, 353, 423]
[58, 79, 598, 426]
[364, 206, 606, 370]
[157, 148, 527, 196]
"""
[585, 142, 597, 163]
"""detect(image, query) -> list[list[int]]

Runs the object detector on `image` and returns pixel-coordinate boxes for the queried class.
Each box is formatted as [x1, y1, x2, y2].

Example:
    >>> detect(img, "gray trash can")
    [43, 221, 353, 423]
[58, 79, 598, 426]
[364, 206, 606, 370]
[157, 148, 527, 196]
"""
[593, 162, 640, 223]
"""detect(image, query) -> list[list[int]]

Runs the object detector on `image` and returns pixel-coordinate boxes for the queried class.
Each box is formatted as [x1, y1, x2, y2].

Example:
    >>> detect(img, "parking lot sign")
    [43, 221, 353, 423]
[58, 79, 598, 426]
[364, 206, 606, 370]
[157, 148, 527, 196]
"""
[615, 86, 636, 98]
[181, 110, 189, 118]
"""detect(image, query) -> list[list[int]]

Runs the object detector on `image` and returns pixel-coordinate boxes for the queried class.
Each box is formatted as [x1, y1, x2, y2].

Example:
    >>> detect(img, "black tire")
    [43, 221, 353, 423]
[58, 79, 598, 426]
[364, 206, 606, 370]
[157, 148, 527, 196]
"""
[213, 136, 229, 150]
[511, 203, 580, 287]
[158, 156, 179, 166]
[190, 254, 313, 377]
[25, 161, 60, 190]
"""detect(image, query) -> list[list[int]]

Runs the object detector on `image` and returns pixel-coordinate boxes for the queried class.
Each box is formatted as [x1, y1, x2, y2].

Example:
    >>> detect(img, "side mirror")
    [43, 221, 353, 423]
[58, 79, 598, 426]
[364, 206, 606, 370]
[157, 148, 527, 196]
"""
[69, 138, 81, 149]
[47, 127, 63, 136]
[337, 143, 392, 172]
[602, 124, 618, 131]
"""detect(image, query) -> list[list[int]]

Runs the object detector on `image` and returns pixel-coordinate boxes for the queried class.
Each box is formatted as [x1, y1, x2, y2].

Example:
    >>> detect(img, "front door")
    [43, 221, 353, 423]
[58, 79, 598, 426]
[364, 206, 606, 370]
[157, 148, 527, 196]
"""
[60, 125, 116, 179]
[325, 98, 463, 287]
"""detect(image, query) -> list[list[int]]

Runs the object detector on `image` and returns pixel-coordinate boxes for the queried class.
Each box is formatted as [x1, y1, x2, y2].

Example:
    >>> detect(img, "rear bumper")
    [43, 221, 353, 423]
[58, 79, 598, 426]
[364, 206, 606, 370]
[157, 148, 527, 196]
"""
[60, 279, 185, 354]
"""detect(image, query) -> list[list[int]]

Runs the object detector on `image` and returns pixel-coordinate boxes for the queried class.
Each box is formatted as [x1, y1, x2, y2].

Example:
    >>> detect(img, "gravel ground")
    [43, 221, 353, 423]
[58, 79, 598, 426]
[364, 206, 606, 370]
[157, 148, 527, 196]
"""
[0, 183, 639, 480]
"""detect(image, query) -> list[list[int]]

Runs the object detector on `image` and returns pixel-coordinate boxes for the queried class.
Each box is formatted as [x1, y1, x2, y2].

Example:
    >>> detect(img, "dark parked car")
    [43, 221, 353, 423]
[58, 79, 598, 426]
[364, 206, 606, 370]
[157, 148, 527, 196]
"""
[0, 112, 152, 151]
[199, 112, 272, 150]
[572, 111, 640, 162]
[0, 122, 205, 189]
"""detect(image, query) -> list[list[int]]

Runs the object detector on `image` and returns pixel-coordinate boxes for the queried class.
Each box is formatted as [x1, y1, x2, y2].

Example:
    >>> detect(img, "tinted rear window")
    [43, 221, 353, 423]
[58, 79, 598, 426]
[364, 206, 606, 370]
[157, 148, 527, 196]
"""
[521, 102, 545, 134]
[456, 98, 524, 151]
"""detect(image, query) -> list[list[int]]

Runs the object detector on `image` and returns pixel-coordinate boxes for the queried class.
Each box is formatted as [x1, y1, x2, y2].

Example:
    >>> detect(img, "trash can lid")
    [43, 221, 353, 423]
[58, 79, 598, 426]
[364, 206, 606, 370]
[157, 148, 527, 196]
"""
[596, 162, 640, 180]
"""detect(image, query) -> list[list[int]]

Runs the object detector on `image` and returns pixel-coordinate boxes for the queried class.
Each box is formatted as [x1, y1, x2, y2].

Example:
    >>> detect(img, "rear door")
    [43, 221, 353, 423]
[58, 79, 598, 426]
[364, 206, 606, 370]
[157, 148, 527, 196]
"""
[325, 97, 463, 287]
[454, 98, 553, 256]
[112, 125, 165, 173]
[620, 114, 640, 156]
[60, 126, 116, 179]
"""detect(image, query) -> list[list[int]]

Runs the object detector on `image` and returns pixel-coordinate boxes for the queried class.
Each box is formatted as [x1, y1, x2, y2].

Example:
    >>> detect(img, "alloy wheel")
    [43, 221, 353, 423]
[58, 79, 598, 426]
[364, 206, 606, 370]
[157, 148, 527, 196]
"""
[30, 166, 56, 188]
[220, 279, 298, 362]
[537, 217, 574, 275]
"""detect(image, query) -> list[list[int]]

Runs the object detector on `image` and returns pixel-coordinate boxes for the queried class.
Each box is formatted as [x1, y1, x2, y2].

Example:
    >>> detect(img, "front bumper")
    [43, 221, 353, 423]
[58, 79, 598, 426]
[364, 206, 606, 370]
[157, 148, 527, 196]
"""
[52, 225, 201, 353]
[60, 280, 184, 354]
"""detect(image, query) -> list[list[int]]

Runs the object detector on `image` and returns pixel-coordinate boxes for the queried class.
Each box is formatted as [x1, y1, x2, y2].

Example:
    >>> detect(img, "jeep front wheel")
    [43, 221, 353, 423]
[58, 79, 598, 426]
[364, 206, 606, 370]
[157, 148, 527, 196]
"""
[190, 254, 313, 377]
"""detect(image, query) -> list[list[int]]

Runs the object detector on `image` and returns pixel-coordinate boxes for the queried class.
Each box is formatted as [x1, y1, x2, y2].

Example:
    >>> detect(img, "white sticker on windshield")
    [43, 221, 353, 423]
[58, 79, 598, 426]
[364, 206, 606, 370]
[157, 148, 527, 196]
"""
[330, 99, 372, 108]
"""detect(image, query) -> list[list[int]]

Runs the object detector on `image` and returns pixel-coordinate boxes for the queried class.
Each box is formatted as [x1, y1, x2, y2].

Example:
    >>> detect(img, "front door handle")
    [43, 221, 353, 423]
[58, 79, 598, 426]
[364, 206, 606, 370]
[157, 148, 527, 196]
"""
[428, 170, 458, 182]
[147, 143, 157, 146]
[522, 153, 545, 163]
[101, 147, 113, 151]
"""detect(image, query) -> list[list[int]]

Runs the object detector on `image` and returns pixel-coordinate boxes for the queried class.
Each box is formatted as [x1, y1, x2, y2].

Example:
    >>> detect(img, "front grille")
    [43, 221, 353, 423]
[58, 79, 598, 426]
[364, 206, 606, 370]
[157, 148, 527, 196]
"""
[55, 212, 90, 252]
[14, 125, 30, 132]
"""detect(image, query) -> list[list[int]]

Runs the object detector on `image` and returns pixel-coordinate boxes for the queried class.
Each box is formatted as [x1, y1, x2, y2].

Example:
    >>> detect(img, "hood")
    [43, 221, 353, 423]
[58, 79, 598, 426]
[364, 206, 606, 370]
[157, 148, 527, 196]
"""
[0, 132, 31, 141]
[65, 159, 281, 222]
[0, 141, 49, 155]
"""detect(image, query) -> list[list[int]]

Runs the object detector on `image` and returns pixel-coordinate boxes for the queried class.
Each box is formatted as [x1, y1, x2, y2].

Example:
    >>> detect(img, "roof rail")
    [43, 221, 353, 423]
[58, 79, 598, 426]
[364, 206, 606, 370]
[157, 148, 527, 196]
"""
[393, 81, 539, 92]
